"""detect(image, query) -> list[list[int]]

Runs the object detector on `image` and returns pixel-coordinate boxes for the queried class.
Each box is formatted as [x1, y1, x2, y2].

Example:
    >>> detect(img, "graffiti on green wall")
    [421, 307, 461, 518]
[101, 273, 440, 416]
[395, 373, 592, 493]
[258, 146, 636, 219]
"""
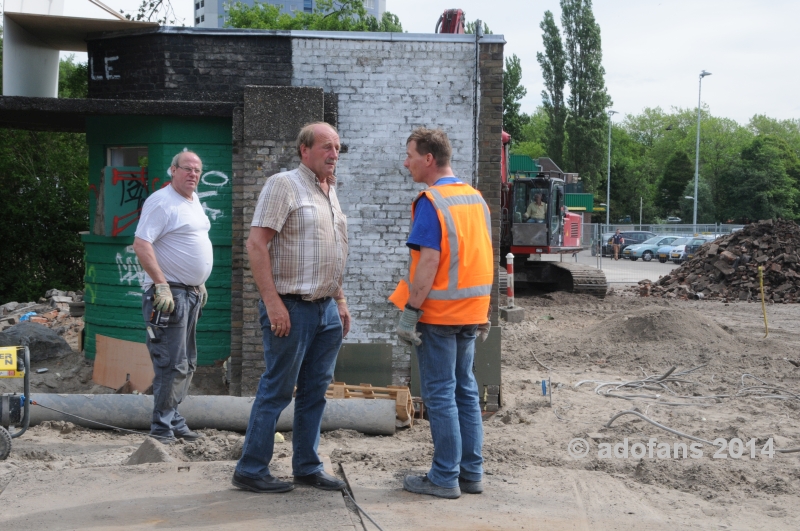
[196, 170, 229, 222]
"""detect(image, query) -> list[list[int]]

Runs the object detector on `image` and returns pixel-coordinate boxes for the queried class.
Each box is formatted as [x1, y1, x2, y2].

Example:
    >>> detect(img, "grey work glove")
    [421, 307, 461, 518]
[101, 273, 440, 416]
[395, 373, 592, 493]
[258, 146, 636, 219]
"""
[199, 283, 208, 308]
[153, 283, 175, 313]
[477, 322, 491, 342]
[397, 306, 423, 346]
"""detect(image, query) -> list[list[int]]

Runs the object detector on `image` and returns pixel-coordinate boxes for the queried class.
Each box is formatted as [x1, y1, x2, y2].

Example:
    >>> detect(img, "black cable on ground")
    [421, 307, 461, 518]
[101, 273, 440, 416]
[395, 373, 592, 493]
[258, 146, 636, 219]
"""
[29, 400, 176, 441]
[342, 487, 387, 531]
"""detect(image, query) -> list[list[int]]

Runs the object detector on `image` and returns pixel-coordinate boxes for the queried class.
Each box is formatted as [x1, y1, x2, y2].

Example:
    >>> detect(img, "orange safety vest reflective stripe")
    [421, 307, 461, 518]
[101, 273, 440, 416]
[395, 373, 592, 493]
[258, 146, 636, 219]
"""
[389, 182, 493, 325]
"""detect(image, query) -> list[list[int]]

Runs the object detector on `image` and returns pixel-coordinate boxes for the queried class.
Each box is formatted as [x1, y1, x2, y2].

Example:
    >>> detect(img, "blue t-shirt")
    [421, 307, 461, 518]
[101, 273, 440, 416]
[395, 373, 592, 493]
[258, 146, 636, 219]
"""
[407, 177, 462, 251]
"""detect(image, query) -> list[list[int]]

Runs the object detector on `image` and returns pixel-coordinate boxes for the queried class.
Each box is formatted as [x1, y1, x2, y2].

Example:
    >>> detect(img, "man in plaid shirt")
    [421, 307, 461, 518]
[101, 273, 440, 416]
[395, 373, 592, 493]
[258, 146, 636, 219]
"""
[233, 122, 350, 494]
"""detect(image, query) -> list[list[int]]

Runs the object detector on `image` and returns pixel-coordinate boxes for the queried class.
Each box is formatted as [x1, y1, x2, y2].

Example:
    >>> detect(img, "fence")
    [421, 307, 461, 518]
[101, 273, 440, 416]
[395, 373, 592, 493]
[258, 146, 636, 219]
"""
[501, 224, 745, 290]
[583, 224, 744, 284]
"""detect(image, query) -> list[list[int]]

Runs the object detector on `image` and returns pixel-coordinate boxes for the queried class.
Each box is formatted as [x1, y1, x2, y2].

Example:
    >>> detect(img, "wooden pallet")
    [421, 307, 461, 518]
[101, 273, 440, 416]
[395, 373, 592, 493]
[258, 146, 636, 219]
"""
[326, 382, 414, 426]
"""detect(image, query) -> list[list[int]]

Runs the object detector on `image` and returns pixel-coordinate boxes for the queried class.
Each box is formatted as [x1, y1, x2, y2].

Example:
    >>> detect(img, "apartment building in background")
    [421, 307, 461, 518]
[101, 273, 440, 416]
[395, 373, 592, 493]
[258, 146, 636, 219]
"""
[195, 0, 386, 28]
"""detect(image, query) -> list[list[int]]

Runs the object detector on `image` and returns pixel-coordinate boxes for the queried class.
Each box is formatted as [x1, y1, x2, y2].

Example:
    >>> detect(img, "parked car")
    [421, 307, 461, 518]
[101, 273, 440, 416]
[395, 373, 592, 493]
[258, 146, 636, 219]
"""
[666, 216, 682, 223]
[656, 237, 691, 263]
[601, 231, 657, 257]
[591, 232, 615, 256]
[685, 236, 717, 261]
[623, 236, 680, 261]
[670, 235, 715, 263]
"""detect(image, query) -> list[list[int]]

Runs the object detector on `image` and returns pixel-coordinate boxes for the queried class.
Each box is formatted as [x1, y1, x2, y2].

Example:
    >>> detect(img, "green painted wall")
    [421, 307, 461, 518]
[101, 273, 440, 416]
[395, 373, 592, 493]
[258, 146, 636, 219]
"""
[565, 193, 596, 212]
[83, 116, 232, 366]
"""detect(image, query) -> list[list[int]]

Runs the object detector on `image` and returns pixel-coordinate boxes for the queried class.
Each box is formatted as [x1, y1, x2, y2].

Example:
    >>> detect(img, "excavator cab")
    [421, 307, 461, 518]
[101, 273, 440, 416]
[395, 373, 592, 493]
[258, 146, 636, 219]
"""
[510, 177, 566, 248]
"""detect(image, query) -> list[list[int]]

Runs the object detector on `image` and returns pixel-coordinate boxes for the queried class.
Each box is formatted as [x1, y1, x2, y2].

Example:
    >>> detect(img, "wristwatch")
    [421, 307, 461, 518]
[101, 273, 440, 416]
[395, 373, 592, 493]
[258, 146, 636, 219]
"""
[405, 303, 421, 312]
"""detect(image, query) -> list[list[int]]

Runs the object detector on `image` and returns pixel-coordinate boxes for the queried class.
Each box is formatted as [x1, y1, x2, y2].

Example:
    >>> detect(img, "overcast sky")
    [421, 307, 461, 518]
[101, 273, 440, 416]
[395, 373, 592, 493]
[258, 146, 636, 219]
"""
[64, 0, 800, 126]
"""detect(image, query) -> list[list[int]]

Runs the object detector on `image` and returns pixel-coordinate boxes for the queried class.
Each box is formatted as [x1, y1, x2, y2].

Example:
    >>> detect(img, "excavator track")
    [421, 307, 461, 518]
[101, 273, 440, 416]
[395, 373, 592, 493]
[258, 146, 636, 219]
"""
[549, 262, 608, 298]
[511, 260, 608, 299]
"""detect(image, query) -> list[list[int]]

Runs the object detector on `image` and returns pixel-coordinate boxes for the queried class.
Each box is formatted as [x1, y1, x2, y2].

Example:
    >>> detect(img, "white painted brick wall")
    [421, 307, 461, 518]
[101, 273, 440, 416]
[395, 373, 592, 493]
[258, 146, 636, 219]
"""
[292, 38, 477, 376]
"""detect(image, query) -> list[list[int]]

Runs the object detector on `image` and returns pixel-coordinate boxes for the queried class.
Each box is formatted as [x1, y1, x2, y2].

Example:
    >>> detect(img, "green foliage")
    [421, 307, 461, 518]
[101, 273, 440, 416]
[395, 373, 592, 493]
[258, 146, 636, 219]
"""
[226, 0, 403, 32]
[680, 178, 714, 224]
[561, 0, 612, 192]
[512, 107, 549, 160]
[536, 10, 566, 167]
[658, 151, 693, 216]
[722, 136, 798, 222]
[606, 124, 658, 224]
[502, 54, 527, 142]
[465, 20, 492, 34]
[0, 130, 89, 302]
[58, 55, 88, 99]
[0, 42, 89, 302]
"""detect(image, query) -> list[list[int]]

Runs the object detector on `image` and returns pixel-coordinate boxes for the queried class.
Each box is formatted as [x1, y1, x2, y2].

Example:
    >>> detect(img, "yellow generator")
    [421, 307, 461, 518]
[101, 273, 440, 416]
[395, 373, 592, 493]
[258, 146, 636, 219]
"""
[0, 346, 31, 460]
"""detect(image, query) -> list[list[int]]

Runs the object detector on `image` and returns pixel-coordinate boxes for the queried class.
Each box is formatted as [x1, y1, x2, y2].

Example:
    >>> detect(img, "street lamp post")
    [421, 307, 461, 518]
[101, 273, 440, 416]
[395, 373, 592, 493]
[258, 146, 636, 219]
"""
[606, 110, 618, 227]
[693, 70, 711, 227]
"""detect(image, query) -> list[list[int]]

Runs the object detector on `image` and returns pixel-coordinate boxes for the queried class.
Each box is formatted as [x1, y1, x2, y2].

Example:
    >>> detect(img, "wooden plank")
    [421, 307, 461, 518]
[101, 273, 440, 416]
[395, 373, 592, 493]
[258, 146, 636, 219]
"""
[92, 335, 154, 392]
[325, 381, 414, 427]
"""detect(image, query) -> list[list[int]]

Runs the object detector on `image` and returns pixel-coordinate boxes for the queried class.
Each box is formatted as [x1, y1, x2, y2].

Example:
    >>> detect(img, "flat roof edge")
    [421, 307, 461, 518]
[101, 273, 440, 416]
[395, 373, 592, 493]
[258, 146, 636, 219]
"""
[88, 25, 506, 44]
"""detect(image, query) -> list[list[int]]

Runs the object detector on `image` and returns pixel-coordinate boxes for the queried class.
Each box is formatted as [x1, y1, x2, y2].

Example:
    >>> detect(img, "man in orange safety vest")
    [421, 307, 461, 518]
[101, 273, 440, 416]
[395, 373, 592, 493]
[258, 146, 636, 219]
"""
[389, 127, 493, 499]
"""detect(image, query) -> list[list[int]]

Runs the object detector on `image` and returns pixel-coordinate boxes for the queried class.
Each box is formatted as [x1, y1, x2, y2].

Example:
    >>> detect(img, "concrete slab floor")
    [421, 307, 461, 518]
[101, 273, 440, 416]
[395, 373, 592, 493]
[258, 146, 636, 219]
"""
[0, 459, 357, 531]
[340, 462, 775, 531]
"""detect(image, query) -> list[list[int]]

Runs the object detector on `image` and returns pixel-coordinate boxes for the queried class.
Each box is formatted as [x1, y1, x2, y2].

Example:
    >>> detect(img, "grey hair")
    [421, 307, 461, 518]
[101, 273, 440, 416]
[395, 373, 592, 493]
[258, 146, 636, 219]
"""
[296, 122, 338, 157]
[171, 149, 201, 168]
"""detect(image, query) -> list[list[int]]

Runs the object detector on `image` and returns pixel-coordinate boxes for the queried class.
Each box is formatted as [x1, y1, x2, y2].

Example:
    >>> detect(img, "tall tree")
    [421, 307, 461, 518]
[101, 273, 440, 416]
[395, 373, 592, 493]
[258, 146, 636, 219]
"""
[512, 106, 549, 160]
[502, 54, 527, 142]
[465, 20, 492, 34]
[536, 10, 566, 167]
[723, 136, 798, 222]
[680, 178, 714, 224]
[658, 151, 693, 216]
[561, 0, 611, 191]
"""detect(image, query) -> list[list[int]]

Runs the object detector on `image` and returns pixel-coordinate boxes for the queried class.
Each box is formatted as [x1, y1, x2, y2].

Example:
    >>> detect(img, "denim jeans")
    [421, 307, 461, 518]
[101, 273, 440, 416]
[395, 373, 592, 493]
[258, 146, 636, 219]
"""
[142, 284, 202, 437]
[416, 323, 484, 488]
[236, 296, 342, 479]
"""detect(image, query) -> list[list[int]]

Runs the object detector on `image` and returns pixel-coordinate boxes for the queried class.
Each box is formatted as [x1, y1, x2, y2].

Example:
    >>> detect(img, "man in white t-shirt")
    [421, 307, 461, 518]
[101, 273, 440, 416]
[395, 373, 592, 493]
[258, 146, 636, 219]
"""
[133, 150, 213, 444]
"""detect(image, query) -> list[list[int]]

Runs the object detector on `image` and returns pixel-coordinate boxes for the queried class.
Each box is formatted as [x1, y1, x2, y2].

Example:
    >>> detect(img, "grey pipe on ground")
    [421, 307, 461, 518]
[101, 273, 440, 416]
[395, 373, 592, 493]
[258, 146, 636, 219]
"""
[28, 394, 396, 436]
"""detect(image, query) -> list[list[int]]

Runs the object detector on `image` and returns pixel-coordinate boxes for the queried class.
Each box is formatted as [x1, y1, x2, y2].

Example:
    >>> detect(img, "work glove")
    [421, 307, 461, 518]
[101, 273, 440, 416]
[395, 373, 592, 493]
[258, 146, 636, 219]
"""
[153, 283, 175, 313]
[396, 306, 423, 346]
[199, 283, 208, 308]
[477, 322, 491, 342]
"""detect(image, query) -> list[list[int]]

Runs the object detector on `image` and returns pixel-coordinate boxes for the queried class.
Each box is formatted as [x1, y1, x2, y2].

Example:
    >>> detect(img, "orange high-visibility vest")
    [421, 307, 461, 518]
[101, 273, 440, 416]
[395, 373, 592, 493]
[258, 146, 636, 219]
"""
[389, 182, 493, 325]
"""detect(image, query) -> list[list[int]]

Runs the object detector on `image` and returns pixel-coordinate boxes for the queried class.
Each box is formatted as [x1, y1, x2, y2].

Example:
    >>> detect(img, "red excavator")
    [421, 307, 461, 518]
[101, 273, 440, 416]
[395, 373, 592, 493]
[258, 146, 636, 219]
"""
[436, 9, 607, 296]
[499, 134, 607, 297]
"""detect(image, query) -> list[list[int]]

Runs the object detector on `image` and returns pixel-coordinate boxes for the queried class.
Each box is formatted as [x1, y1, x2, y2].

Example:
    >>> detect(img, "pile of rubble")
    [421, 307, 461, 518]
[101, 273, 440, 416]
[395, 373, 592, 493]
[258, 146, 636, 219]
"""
[0, 290, 85, 356]
[648, 219, 800, 303]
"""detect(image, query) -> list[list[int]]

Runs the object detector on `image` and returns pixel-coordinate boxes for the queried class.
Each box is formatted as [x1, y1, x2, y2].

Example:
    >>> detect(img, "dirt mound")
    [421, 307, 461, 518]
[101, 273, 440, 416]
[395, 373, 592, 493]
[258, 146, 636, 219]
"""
[652, 219, 800, 303]
[587, 305, 734, 344]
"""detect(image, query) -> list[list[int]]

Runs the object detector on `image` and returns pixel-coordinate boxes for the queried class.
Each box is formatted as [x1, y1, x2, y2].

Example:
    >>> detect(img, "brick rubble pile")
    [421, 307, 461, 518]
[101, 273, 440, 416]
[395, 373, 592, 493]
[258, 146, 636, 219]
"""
[649, 219, 800, 303]
[1, 289, 84, 333]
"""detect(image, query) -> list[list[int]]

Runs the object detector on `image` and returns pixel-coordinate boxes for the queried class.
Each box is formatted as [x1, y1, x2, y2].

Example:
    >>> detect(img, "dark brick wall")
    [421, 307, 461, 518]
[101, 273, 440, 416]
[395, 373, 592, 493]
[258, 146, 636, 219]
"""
[477, 41, 505, 325]
[86, 34, 292, 102]
[231, 86, 325, 396]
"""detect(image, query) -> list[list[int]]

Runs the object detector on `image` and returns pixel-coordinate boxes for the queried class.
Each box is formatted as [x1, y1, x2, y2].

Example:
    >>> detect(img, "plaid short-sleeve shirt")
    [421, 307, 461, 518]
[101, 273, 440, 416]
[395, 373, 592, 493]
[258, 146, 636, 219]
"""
[251, 163, 348, 300]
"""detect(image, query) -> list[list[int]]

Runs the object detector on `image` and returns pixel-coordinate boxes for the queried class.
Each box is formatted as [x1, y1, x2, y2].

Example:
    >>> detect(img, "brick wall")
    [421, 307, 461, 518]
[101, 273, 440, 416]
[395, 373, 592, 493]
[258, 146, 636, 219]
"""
[82, 28, 504, 392]
[286, 37, 501, 383]
[87, 34, 292, 102]
[232, 86, 325, 395]
[477, 41, 504, 325]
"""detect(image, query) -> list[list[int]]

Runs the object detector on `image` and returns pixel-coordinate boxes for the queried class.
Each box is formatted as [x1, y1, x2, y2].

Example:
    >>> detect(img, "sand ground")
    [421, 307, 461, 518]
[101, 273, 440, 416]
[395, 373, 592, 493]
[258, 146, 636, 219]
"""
[2, 289, 799, 530]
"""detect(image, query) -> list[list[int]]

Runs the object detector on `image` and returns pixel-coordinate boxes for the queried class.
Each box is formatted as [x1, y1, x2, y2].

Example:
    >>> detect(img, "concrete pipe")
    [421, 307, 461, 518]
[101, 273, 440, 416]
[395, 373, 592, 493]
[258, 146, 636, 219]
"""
[28, 394, 396, 436]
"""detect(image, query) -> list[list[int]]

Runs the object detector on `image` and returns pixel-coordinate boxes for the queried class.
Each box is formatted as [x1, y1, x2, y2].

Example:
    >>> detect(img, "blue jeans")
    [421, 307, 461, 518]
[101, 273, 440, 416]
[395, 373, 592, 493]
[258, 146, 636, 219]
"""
[236, 296, 342, 479]
[142, 284, 201, 437]
[416, 323, 483, 488]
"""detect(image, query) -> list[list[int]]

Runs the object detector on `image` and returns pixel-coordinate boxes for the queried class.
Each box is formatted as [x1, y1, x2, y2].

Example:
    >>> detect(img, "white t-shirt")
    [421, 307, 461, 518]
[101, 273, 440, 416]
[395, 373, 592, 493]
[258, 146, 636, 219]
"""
[135, 184, 213, 290]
